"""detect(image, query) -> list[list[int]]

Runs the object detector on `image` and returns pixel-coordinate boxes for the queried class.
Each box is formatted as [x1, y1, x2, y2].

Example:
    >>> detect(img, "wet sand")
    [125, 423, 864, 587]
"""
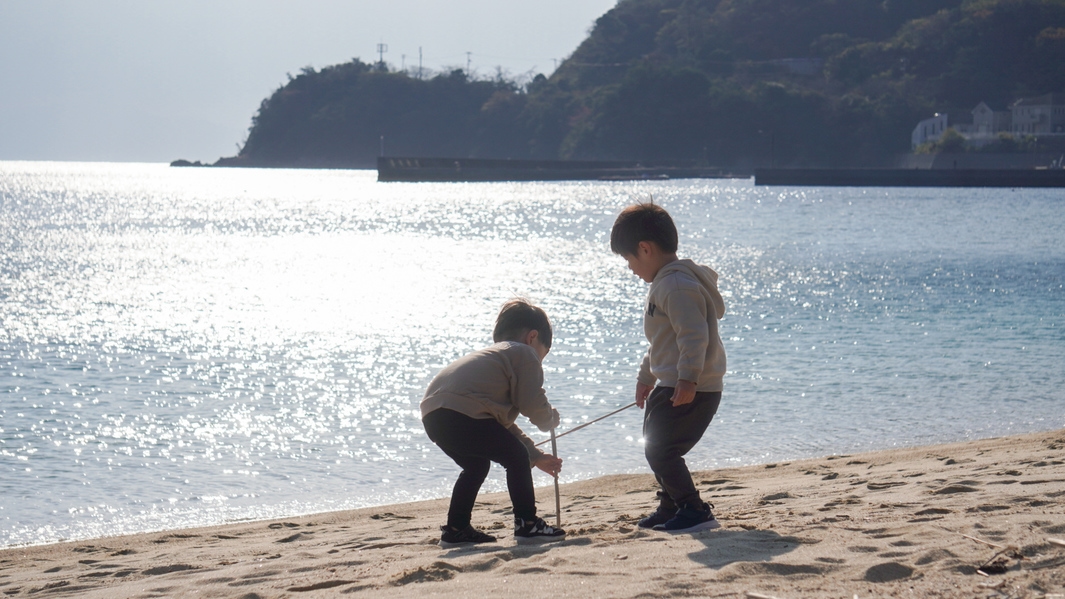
[2, 429, 1063, 598]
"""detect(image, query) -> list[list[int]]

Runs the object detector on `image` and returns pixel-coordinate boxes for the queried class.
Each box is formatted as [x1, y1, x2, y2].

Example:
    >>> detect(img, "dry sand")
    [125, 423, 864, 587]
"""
[2, 429, 1063, 598]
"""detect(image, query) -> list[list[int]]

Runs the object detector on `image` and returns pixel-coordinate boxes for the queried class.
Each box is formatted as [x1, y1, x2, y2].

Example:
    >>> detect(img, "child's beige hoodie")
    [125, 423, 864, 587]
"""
[421, 341, 560, 460]
[638, 259, 727, 392]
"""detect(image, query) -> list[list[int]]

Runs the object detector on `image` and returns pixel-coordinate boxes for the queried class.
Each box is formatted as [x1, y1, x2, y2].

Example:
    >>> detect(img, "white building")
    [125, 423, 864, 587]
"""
[912, 113, 950, 148]
[1010, 93, 1065, 135]
[911, 93, 1065, 148]
[971, 102, 1012, 136]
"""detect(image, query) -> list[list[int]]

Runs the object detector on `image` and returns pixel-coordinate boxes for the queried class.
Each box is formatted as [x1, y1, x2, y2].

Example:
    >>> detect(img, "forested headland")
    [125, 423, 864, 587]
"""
[214, 0, 1065, 169]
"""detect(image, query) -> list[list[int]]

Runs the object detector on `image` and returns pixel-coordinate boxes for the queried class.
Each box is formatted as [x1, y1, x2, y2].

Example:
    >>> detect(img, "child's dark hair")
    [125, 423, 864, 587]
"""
[610, 202, 678, 256]
[493, 299, 552, 349]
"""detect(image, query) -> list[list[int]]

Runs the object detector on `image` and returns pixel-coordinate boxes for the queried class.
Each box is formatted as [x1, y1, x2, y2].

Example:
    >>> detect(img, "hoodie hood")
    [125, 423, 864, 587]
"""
[656, 259, 726, 319]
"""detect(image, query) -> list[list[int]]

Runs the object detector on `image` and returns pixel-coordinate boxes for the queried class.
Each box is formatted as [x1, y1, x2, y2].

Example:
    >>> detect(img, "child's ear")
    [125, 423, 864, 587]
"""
[523, 329, 539, 346]
[637, 240, 654, 256]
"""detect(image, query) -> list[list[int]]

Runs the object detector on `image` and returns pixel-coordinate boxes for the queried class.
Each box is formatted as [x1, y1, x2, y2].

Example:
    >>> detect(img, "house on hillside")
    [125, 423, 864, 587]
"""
[911, 93, 1065, 148]
[970, 102, 1012, 137]
[1011, 93, 1065, 135]
[912, 113, 950, 148]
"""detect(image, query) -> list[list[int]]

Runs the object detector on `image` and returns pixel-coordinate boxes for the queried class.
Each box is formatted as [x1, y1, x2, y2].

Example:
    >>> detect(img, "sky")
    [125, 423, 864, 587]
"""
[0, 0, 617, 163]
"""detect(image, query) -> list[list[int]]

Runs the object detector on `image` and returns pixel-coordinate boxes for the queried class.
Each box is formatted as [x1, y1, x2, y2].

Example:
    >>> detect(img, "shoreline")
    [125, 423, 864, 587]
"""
[4, 427, 1051, 550]
[2, 429, 1063, 598]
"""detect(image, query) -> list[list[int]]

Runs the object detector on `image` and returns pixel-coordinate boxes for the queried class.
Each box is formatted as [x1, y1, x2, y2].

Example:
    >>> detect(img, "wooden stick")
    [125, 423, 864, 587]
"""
[1048, 537, 1065, 548]
[960, 533, 1006, 549]
[534, 402, 637, 447]
[551, 428, 561, 528]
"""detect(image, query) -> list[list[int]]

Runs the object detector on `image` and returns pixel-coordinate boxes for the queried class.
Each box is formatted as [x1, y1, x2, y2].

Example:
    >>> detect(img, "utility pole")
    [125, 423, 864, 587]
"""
[376, 42, 388, 69]
[466, 51, 472, 77]
[418, 47, 423, 79]
[401, 54, 406, 71]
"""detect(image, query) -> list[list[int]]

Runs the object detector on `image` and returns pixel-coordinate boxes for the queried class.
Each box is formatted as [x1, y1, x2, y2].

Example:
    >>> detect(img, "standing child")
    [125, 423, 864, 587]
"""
[421, 299, 567, 547]
[610, 202, 727, 533]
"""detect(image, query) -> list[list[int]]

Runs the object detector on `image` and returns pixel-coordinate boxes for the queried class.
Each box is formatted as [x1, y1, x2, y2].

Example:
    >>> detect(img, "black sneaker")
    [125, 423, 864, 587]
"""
[639, 491, 677, 529]
[653, 502, 721, 533]
[439, 524, 497, 548]
[514, 517, 566, 544]
[638, 506, 677, 529]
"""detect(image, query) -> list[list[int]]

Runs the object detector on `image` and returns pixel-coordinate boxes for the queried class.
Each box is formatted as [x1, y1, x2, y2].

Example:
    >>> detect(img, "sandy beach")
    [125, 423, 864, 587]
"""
[2, 429, 1063, 598]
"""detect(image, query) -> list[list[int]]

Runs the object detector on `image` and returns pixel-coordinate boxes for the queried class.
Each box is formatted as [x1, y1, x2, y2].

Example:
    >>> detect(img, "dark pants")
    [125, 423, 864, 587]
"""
[422, 408, 537, 528]
[643, 386, 721, 508]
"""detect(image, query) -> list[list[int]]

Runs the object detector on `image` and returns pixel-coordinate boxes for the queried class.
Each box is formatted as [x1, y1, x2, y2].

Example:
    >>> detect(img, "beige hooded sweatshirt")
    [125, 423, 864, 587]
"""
[421, 341, 560, 461]
[638, 259, 727, 392]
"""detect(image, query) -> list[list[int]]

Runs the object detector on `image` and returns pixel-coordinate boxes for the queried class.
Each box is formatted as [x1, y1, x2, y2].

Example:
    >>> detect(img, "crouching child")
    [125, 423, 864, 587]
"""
[421, 299, 567, 546]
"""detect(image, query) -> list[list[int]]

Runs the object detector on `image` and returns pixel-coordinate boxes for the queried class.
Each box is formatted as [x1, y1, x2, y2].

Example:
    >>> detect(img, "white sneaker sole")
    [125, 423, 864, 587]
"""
[655, 519, 721, 534]
[440, 540, 496, 548]
[514, 534, 567, 545]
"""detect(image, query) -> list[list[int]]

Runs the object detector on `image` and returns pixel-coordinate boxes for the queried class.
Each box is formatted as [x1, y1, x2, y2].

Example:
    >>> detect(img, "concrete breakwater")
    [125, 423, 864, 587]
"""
[377, 157, 745, 182]
[755, 167, 1065, 187]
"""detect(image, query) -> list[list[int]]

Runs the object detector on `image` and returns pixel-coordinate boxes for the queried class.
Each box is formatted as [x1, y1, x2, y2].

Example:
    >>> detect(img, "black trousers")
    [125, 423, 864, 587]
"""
[643, 386, 721, 508]
[422, 408, 537, 528]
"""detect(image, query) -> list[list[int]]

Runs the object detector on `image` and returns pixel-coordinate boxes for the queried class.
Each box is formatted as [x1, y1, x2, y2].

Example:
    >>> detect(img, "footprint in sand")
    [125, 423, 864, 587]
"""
[914, 508, 952, 515]
[392, 561, 460, 585]
[967, 504, 1009, 513]
[730, 562, 828, 577]
[914, 548, 959, 565]
[867, 481, 906, 490]
[864, 562, 913, 582]
[931, 483, 980, 494]
[142, 564, 199, 576]
[277, 532, 311, 543]
[72, 545, 105, 554]
[820, 497, 861, 511]
[847, 546, 879, 553]
[151, 533, 199, 544]
[699, 478, 733, 485]
[287, 580, 361, 592]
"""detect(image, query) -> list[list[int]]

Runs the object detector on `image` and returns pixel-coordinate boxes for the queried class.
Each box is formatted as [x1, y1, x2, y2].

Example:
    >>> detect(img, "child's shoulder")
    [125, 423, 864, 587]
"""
[653, 268, 703, 294]
[451, 341, 536, 372]
[486, 340, 539, 360]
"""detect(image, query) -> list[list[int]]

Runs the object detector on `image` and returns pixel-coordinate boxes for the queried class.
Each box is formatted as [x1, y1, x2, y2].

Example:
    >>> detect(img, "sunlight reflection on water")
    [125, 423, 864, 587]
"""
[2, 162, 1063, 546]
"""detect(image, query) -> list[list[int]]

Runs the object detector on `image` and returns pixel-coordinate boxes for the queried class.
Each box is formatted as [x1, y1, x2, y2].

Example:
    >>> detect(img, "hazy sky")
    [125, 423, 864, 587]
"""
[0, 1, 616, 163]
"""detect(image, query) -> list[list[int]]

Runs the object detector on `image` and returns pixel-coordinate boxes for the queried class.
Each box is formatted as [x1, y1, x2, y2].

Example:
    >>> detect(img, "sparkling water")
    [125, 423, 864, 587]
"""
[2, 161, 1062, 547]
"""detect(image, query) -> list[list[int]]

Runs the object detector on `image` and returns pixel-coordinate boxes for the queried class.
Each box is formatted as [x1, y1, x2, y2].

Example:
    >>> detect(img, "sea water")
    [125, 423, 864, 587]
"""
[1, 161, 1062, 547]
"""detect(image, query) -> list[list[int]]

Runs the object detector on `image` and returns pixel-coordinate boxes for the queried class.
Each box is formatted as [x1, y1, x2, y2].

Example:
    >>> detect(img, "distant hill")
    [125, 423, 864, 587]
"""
[217, 0, 1065, 169]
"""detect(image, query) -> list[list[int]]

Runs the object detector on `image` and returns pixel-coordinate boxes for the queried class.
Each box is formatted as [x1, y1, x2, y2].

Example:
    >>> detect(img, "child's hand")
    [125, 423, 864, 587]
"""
[534, 454, 563, 477]
[635, 382, 654, 408]
[670, 380, 696, 406]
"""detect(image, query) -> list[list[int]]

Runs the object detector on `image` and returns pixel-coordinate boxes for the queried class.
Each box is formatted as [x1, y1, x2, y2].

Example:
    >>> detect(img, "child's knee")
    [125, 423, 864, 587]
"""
[644, 444, 671, 467]
[460, 460, 492, 479]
